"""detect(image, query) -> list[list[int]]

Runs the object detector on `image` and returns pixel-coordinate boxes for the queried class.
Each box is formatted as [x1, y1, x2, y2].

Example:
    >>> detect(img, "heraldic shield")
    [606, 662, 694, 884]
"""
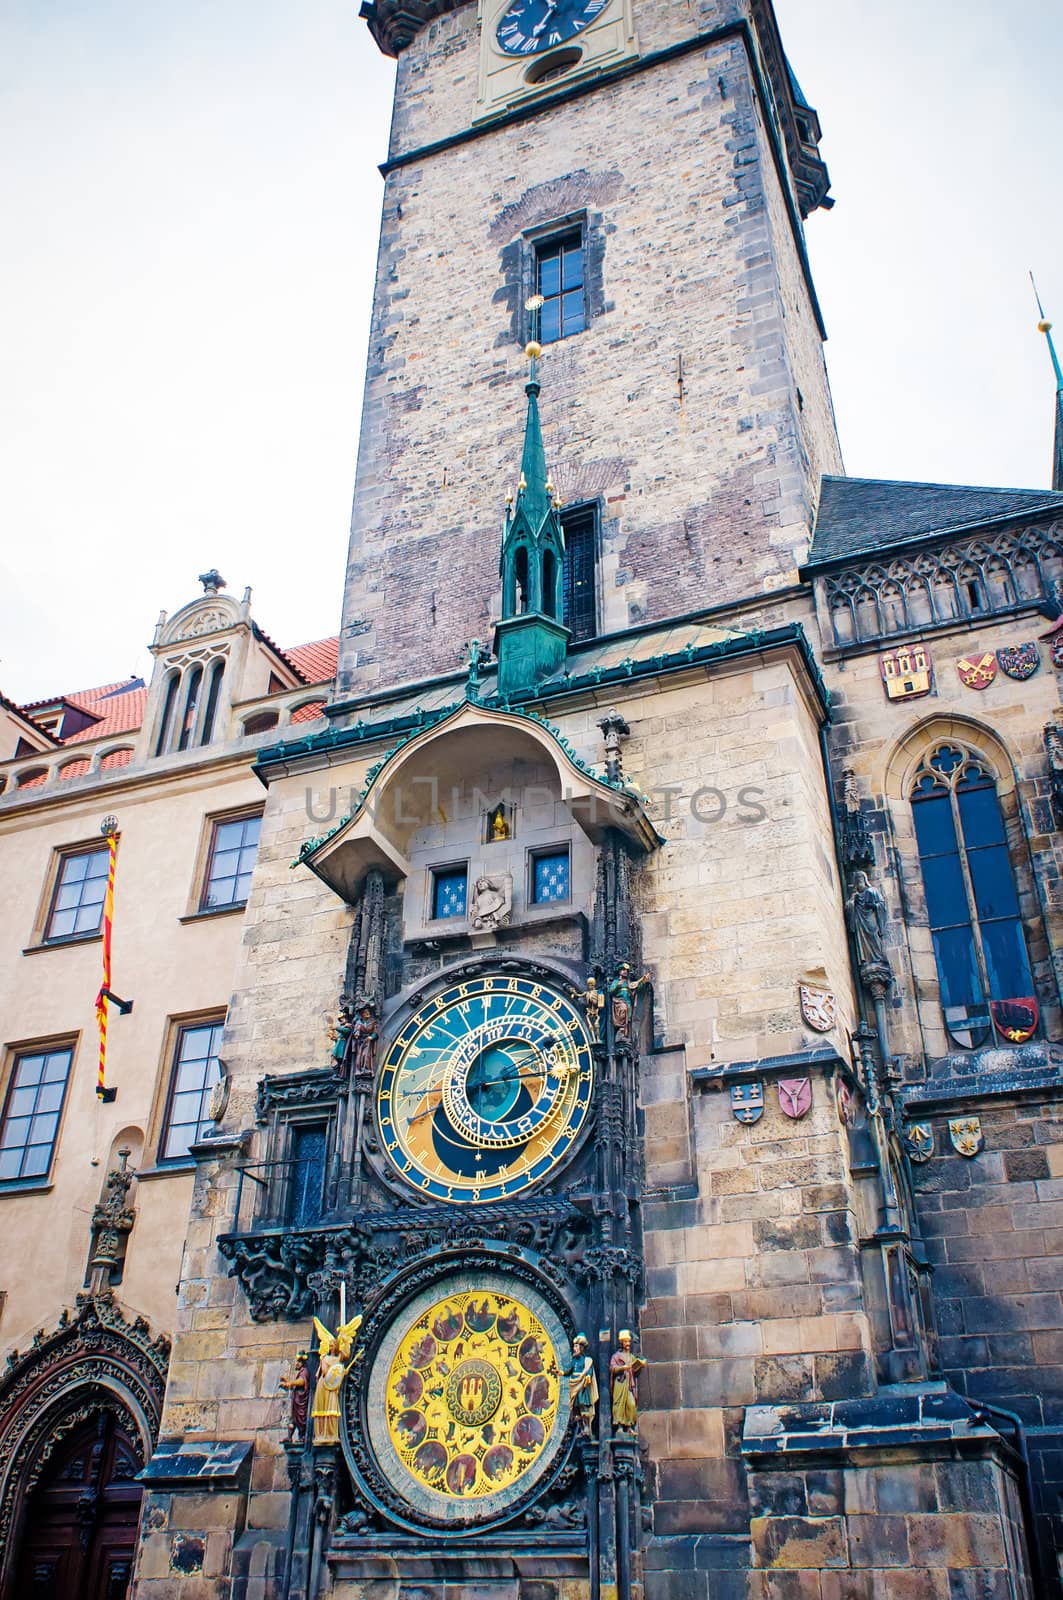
[996, 643, 1039, 681]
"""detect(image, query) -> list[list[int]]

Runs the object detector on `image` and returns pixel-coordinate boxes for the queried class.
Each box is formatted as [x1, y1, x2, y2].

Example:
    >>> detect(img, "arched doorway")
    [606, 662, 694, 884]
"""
[14, 1410, 142, 1599]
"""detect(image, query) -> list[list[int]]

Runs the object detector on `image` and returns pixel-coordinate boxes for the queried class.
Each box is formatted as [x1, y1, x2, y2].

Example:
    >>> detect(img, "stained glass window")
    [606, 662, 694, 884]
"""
[536, 235, 585, 344]
[45, 847, 109, 942]
[911, 745, 1035, 1048]
[202, 813, 262, 910]
[0, 1046, 72, 1181]
[161, 1021, 224, 1161]
[432, 867, 468, 921]
[531, 848, 571, 905]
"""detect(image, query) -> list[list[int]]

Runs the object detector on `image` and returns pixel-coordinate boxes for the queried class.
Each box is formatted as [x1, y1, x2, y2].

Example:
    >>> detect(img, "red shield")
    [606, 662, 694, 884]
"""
[990, 997, 1039, 1044]
[956, 653, 997, 690]
[777, 1078, 812, 1119]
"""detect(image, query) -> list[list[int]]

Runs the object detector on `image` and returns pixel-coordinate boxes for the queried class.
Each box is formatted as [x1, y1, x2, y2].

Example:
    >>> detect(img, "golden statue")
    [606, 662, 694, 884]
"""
[310, 1313, 363, 1447]
[609, 1329, 645, 1433]
[490, 804, 510, 841]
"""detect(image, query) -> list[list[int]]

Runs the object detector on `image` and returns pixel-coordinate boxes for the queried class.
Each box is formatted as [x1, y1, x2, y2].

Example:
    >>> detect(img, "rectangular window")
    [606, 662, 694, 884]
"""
[160, 1020, 224, 1161]
[287, 1123, 327, 1228]
[536, 234, 585, 344]
[531, 847, 571, 906]
[0, 1045, 73, 1182]
[561, 504, 598, 642]
[45, 847, 109, 942]
[201, 812, 262, 910]
[431, 866, 468, 921]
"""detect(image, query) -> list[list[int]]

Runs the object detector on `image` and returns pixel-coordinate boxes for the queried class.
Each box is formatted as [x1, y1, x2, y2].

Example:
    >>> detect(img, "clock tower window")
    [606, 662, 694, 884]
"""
[535, 232, 586, 343]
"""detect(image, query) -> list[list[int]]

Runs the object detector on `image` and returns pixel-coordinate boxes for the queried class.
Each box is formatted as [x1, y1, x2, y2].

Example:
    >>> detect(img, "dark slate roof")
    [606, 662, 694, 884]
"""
[806, 475, 1063, 568]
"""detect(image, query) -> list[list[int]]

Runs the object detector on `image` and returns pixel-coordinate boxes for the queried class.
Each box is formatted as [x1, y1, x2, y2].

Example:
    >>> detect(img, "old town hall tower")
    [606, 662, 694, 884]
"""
[113, 2, 1063, 1598]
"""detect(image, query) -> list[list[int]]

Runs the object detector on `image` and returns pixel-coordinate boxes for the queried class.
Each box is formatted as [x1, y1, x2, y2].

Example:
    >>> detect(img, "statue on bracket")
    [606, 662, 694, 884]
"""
[349, 1002, 379, 1083]
[845, 869, 891, 983]
[608, 962, 651, 1042]
[568, 1332, 599, 1436]
[311, 1313, 363, 1448]
[329, 1001, 354, 1075]
[609, 1329, 645, 1433]
[580, 976, 605, 1041]
[280, 1350, 311, 1444]
[470, 873, 513, 931]
[488, 802, 511, 842]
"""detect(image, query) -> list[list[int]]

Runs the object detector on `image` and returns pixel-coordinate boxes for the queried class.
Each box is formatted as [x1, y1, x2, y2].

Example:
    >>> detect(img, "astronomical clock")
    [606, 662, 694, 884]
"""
[222, 698, 658, 1590]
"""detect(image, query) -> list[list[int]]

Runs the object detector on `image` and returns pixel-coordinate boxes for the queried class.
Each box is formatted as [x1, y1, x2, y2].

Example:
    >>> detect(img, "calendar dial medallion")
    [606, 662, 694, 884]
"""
[376, 974, 594, 1202]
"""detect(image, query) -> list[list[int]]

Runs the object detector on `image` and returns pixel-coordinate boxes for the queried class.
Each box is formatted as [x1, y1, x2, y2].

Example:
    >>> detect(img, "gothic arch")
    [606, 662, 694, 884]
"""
[0, 1299, 168, 1597]
[879, 714, 1018, 813]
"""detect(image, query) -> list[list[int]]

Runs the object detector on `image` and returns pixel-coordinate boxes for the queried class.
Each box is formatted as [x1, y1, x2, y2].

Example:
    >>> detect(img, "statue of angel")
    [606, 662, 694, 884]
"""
[310, 1313, 363, 1448]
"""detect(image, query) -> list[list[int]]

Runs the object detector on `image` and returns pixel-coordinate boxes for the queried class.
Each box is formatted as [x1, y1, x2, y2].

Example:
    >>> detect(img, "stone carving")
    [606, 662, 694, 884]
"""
[799, 983, 836, 1033]
[567, 1333, 598, 1437]
[777, 1078, 812, 1120]
[197, 568, 226, 594]
[349, 1003, 379, 1083]
[256, 1068, 342, 1125]
[609, 1330, 644, 1433]
[344, 867, 386, 1012]
[470, 873, 513, 932]
[948, 1117, 985, 1158]
[840, 767, 874, 873]
[175, 608, 230, 640]
[597, 709, 630, 784]
[311, 1315, 363, 1448]
[1044, 721, 1063, 829]
[279, 1351, 310, 1444]
[608, 963, 650, 1043]
[845, 869, 892, 986]
[87, 1149, 136, 1288]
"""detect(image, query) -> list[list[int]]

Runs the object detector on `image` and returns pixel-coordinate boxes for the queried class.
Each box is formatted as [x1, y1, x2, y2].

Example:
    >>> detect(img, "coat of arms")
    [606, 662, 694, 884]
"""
[996, 643, 1039, 681]
[879, 643, 932, 701]
[956, 653, 997, 690]
[948, 1116, 985, 1158]
[799, 984, 836, 1033]
[777, 1078, 812, 1120]
[1039, 617, 1063, 667]
[990, 997, 1039, 1044]
[731, 1083, 764, 1124]
[904, 1123, 934, 1164]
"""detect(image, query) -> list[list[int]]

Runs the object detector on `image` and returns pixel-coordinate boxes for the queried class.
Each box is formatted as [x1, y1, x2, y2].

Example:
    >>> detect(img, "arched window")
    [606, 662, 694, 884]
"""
[199, 659, 225, 745]
[911, 743, 1036, 1049]
[154, 670, 180, 756]
[542, 548, 558, 619]
[514, 547, 530, 614]
[176, 666, 203, 752]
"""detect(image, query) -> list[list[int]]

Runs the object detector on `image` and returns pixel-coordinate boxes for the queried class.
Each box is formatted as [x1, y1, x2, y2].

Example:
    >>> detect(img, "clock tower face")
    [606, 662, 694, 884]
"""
[495, 0, 609, 56]
[376, 973, 594, 1202]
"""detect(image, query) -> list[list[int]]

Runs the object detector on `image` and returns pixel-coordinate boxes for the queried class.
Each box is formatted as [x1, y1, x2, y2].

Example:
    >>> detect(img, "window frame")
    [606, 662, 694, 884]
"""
[156, 1013, 226, 1166]
[198, 807, 264, 915]
[527, 844, 573, 910]
[909, 742, 1038, 1048]
[42, 842, 111, 946]
[534, 230, 587, 345]
[428, 862, 470, 925]
[0, 1036, 77, 1189]
[560, 500, 600, 642]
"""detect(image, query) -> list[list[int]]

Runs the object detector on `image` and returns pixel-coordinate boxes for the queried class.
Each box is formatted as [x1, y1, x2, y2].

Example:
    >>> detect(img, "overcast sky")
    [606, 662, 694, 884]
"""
[1, 0, 1060, 705]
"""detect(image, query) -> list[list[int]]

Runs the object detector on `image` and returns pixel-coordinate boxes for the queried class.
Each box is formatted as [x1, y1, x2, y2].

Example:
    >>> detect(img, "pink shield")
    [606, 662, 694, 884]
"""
[778, 1078, 812, 1119]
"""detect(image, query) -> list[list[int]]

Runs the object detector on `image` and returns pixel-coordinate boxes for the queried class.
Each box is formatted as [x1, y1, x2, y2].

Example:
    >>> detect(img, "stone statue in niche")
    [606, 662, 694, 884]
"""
[580, 977, 605, 1041]
[349, 1002, 379, 1083]
[608, 963, 651, 1042]
[609, 1329, 645, 1433]
[844, 869, 891, 979]
[329, 1001, 354, 1075]
[470, 873, 513, 932]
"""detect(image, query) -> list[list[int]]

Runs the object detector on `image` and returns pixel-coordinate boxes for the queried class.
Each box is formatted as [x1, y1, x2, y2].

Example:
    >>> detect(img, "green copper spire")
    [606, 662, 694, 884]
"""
[495, 304, 570, 699]
[1032, 273, 1063, 492]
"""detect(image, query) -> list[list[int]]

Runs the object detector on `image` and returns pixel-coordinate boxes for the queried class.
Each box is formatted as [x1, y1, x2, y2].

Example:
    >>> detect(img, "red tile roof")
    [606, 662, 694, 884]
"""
[63, 687, 148, 745]
[289, 699, 327, 724]
[285, 637, 339, 685]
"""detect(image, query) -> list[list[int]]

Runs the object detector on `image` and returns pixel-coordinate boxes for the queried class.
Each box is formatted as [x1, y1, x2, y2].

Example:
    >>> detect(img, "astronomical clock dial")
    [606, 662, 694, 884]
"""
[376, 973, 594, 1203]
[496, 0, 610, 56]
[361, 1274, 572, 1527]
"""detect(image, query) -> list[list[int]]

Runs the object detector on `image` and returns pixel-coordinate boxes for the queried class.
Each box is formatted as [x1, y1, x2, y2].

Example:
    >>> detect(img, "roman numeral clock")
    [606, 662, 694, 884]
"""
[476, 0, 637, 119]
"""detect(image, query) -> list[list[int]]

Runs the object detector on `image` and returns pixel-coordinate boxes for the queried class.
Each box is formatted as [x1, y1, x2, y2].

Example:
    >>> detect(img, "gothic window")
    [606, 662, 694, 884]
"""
[176, 665, 203, 752]
[287, 1123, 327, 1227]
[45, 845, 109, 942]
[160, 1019, 224, 1161]
[200, 811, 262, 911]
[561, 503, 598, 641]
[911, 744, 1036, 1048]
[514, 546, 530, 614]
[154, 671, 180, 756]
[200, 658, 226, 744]
[535, 234, 585, 343]
[0, 1045, 72, 1182]
[431, 865, 468, 921]
[530, 847, 570, 906]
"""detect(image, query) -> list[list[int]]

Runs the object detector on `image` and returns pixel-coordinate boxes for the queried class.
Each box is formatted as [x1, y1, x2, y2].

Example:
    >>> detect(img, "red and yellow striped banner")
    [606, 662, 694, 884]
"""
[95, 825, 119, 1100]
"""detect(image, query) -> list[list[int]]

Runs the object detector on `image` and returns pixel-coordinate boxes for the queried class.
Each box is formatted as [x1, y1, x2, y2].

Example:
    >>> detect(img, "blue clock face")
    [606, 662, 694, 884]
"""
[495, 0, 609, 57]
[376, 973, 594, 1203]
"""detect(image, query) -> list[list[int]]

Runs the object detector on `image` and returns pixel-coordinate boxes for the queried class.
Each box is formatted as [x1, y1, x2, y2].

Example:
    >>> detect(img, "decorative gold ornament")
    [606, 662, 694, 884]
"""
[385, 1288, 560, 1502]
[524, 341, 543, 361]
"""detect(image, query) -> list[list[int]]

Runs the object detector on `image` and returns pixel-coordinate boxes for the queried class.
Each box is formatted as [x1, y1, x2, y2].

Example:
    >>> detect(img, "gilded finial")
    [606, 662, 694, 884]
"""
[519, 472, 528, 492]
[525, 340, 543, 360]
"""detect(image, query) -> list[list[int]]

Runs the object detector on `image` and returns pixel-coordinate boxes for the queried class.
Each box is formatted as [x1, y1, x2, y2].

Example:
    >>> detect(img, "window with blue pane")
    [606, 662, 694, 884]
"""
[202, 812, 262, 910]
[161, 1020, 224, 1161]
[0, 1046, 72, 1182]
[431, 866, 468, 921]
[288, 1123, 327, 1227]
[531, 848, 571, 906]
[911, 745, 1035, 1049]
[536, 235, 585, 344]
